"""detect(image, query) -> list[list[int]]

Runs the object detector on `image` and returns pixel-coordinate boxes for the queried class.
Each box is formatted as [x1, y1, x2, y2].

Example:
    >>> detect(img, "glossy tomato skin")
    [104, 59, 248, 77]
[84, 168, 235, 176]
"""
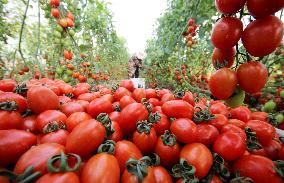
[27, 86, 59, 114]
[0, 92, 27, 113]
[132, 88, 146, 102]
[279, 145, 284, 160]
[209, 114, 228, 131]
[152, 113, 170, 136]
[0, 79, 16, 92]
[122, 166, 156, 183]
[109, 111, 121, 124]
[149, 98, 161, 107]
[242, 16, 283, 57]
[59, 96, 72, 105]
[87, 98, 113, 118]
[114, 140, 142, 173]
[145, 89, 157, 99]
[35, 172, 80, 183]
[133, 127, 157, 154]
[181, 91, 195, 107]
[246, 120, 275, 145]
[66, 112, 92, 132]
[14, 143, 65, 175]
[162, 100, 194, 119]
[247, 0, 284, 18]
[213, 132, 246, 161]
[75, 100, 89, 110]
[38, 129, 69, 146]
[195, 124, 219, 146]
[221, 124, 247, 140]
[211, 47, 235, 69]
[60, 102, 84, 116]
[232, 155, 283, 183]
[160, 93, 175, 104]
[119, 95, 136, 109]
[250, 112, 268, 121]
[154, 137, 180, 169]
[215, 0, 246, 14]
[81, 153, 120, 183]
[230, 106, 251, 122]
[209, 68, 237, 100]
[114, 87, 132, 101]
[22, 115, 38, 133]
[77, 93, 96, 102]
[109, 121, 124, 142]
[73, 86, 88, 98]
[263, 139, 281, 160]
[0, 111, 23, 130]
[170, 118, 197, 143]
[119, 103, 149, 134]
[211, 17, 243, 49]
[36, 110, 67, 133]
[0, 130, 37, 166]
[153, 166, 173, 183]
[180, 143, 213, 179]
[66, 119, 105, 159]
[228, 119, 246, 129]
[237, 61, 268, 94]
[120, 80, 134, 92]
[210, 102, 229, 117]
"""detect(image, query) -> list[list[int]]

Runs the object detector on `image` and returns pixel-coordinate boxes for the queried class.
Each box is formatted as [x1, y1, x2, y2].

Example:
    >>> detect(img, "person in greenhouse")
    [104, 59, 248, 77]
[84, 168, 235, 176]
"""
[128, 53, 144, 78]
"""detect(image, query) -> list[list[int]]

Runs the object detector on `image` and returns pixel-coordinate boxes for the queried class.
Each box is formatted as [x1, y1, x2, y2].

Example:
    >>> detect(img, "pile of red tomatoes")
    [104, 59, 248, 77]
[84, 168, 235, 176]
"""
[0, 78, 284, 183]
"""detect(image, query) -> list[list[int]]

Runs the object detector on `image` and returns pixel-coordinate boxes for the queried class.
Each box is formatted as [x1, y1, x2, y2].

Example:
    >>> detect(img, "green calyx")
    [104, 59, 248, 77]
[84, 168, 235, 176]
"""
[47, 152, 81, 173]
[171, 159, 198, 183]
[136, 120, 152, 134]
[0, 166, 41, 183]
[126, 156, 152, 183]
[161, 130, 177, 147]
[97, 140, 116, 155]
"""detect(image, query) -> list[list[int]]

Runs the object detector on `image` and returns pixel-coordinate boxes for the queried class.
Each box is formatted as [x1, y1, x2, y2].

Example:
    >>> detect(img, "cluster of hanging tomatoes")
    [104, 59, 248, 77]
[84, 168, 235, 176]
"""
[183, 18, 198, 48]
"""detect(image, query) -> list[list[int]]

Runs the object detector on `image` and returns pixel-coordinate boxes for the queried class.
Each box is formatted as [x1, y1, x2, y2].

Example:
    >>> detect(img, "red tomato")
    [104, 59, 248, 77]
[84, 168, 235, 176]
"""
[81, 153, 120, 183]
[230, 106, 251, 122]
[59, 96, 72, 105]
[246, 120, 275, 145]
[251, 112, 268, 121]
[221, 124, 247, 140]
[232, 155, 283, 183]
[211, 17, 243, 49]
[228, 119, 246, 129]
[157, 89, 171, 99]
[59, 84, 73, 95]
[0, 130, 36, 166]
[60, 102, 84, 116]
[160, 93, 175, 104]
[145, 88, 157, 99]
[181, 91, 195, 107]
[75, 100, 89, 110]
[14, 143, 65, 175]
[0, 176, 9, 183]
[51, 8, 60, 18]
[237, 61, 268, 94]
[66, 119, 105, 159]
[162, 100, 194, 119]
[209, 68, 237, 100]
[66, 112, 92, 132]
[180, 143, 213, 179]
[114, 140, 142, 173]
[0, 79, 16, 92]
[279, 145, 284, 160]
[132, 88, 146, 102]
[148, 98, 161, 107]
[247, 0, 284, 18]
[133, 123, 157, 154]
[170, 118, 197, 143]
[153, 106, 163, 113]
[36, 172, 80, 183]
[0, 111, 23, 130]
[212, 47, 235, 69]
[210, 176, 223, 183]
[215, 0, 246, 14]
[154, 132, 181, 168]
[36, 110, 67, 133]
[73, 86, 88, 98]
[109, 121, 124, 142]
[50, 0, 60, 7]
[119, 103, 148, 134]
[114, 87, 132, 101]
[122, 166, 156, 183]
[77, 93, 96, 102]
[0, 92, 27, 113]
[120, 80, 134, 92]
[209, 114, 228, 131]
[152, 166, 172, 183]
[242, 16, 283, 57]
[119, 95, 136, 109]
[66, 18, 74, 27]
[87, 98, 113, 118]
[152, 113, 170, 136]
[27, 86, 59, 114]
[109, 111, 121, 124]
[21, 115, 38, 133]
[210, 102, 229, 117]
[195, 124, 219, 146]
[263, 139, 281, 160]
[213, 132, 246, 161]
[39, 129, 69, 146]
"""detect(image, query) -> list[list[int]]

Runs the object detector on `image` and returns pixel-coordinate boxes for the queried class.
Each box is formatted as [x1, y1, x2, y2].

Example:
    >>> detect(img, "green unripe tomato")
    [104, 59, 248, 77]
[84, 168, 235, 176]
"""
[280, 90, 284, 99]
[55, 67, 63, 74]
[275, 113, 284, 124]
[263, 100, 277, 113]
[56, 25, 64, 33]
[225, 88, 245, 108]
[66, 69, 73, 76]
[54, 31, 62, 38]
[63, 74, 71, 83]
[69, 29, 75, 37]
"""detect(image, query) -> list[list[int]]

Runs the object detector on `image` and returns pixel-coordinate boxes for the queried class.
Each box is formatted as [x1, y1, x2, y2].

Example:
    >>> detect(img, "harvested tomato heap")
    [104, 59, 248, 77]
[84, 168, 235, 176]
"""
[0, 78, 283, 183]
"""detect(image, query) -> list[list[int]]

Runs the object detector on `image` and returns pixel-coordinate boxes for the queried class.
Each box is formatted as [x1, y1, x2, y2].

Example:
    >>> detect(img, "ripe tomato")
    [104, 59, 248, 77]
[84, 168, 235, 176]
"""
[22, 115, 38, 133]
[228, 119, 246, 129]
[132, 88, 146, 102]
[66, 12, 74, 21]
[247, 0, 284, 18]
[246, 120, 275, 145]
[109, 111, 121, 123]
[0, 92, 27, 113]
[279, 145, 284, 160]
[145, 88, 157, 99]
[114, 87, 132, 101]
[162, 100, 194, 119]
[180, 143, 213, 179]
[153, 166, 173, 183]
[60, 102, 84, 116]
[209, 114, 228, 131]
[211, 17, 243, 49]
[181, 91, 195, 107]
[27, 86, 59, 114]
[0, 111, 23, 130]
[66, 119, 105, 159]
[0, 130, 36, 166]
[195, 124, 219, 146]
[170, 118, 197, 143]
[73, 86, 89, 98]
[263, 139, 281, 160]
[14, 143, 65, 175]
[50, 0, 60, 7]
[66, 17, 74, 27]
[0, 79, 16, 92]
[230, 106, 251, 122]
[77, 93, 96, 102]
[212, 47, 235, 69]
[151, 113, 170, 136]
[87, 98, 113, 118]
[38, 129, 69, 146]
[120, 80, 134, 92]
[114, 140, 142, 173]
[75, 100, 89, 110]
[58, 84, 73, 95]
[148, 98, 161, 107]
[101, 94, 114, 103]
[160, 93, 175, 104]
[209, 68, 237, 100]
[232, 155, 283, 183]
[213, 132, 246, 161]
[157, 89, 171, 99]
[36, 172, 80, 183]
[221, 124, 247, 140]
[215, 0, 246, 14]
[209, 102, 229, 117]
[119, 103, 148, 134]
[242, 16, 283, 57]
[36, 110, 67, 133]
[51, 8, 60, 18]
[122, 166, 156, 183]
[66, 112, 92, 132]
[81, 153, 120, 183]
[119, 95, 136, 109]
[237, 61, 268, 94]
[109, 121, 124, 142]
[154, 131, 181, 168]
